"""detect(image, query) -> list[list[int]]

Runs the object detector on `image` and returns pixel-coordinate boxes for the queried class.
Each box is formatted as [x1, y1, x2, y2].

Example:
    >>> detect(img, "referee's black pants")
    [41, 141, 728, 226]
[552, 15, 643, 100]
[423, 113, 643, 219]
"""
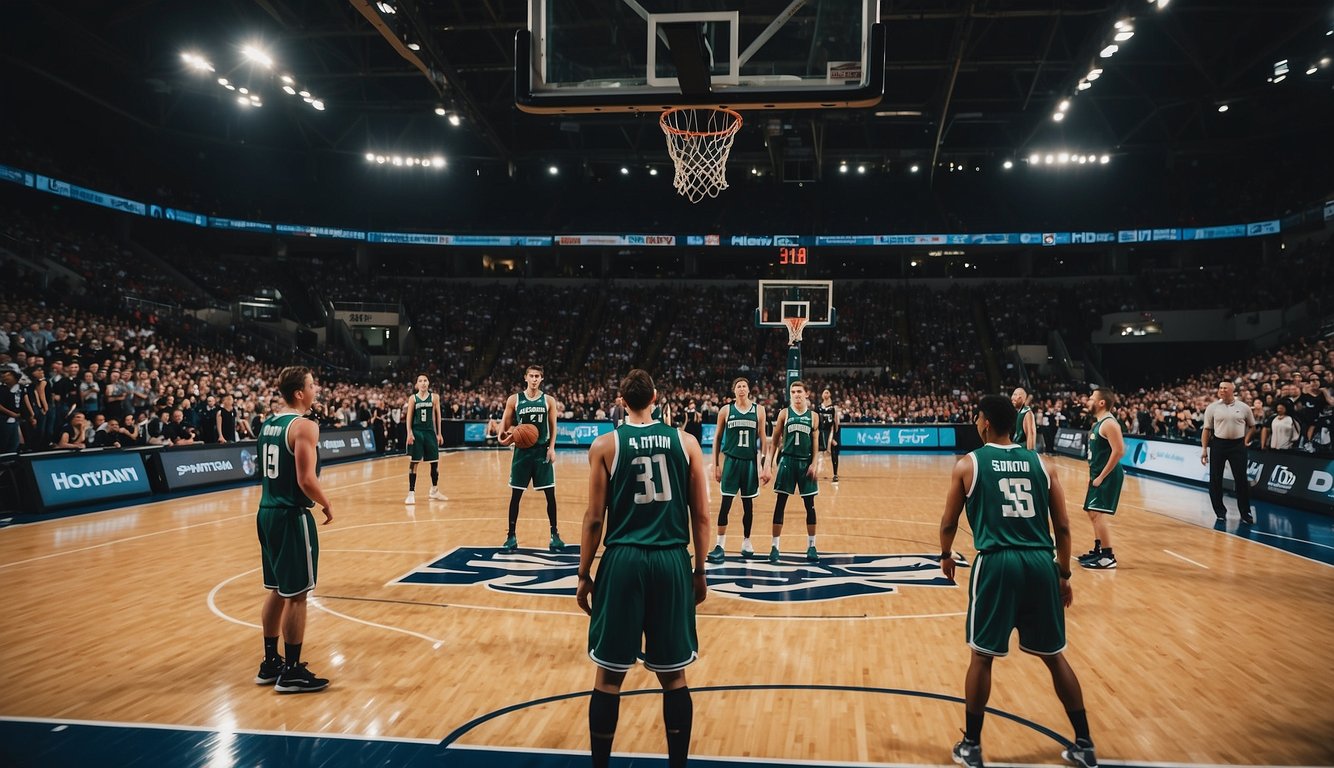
[1208, 437, 1252, 519]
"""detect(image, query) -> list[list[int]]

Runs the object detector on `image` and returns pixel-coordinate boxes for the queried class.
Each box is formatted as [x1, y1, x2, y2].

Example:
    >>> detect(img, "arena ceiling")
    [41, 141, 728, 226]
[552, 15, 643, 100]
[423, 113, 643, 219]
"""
[3, 0, 1333, 183]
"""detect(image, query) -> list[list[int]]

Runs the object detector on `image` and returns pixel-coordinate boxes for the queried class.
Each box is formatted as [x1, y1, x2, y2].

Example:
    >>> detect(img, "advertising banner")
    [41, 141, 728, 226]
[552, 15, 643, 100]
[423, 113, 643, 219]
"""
[1052, 428, 1088, 459]
[154, 443, 261, 491]
[554, 421, 614, 446]
[840, 426, 957, 449]
[1119, 437, 1334, 515]
[318, 427, 377, 462]
[25, 450, 153, 510]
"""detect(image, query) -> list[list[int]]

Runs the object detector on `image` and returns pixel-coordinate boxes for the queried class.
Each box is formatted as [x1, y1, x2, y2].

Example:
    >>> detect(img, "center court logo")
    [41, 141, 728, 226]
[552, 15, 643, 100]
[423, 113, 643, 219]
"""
[395, 547, 966, 602]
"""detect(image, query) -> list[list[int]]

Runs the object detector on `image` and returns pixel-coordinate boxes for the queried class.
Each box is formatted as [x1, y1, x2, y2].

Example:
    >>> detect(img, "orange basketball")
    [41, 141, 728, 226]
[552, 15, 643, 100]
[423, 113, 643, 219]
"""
[511, 423, 540, 449]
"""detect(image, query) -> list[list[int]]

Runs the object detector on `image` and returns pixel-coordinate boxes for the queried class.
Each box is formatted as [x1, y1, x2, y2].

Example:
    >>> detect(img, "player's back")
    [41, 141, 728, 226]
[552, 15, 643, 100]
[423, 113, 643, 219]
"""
[258, 412, 312, 509]
[964, 443, 1053, 553]
[607, 421, 690, 547]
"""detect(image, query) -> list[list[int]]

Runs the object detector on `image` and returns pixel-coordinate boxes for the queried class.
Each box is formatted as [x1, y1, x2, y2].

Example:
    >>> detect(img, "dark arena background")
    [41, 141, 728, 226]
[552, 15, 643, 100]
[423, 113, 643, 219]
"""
[1, 2, 1332, 767]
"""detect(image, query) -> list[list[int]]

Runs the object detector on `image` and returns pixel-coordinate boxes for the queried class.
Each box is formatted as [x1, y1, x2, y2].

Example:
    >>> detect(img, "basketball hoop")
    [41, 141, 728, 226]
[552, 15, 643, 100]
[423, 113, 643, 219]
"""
[660, 107, 743, 203]
[783, 316, 808, 346]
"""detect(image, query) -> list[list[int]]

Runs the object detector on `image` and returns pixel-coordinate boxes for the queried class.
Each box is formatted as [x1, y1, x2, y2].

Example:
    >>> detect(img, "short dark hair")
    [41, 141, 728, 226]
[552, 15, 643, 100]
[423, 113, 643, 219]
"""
[731, 377, 749, 390]
[526, 364, 544, 375]
[1092, 388, 1117, 410]
[278, 366, 311, 404]
[416, 373, 429, 382]
[619, 369, 655, 411]
[790, 379, 807, 392]
[978, 394, 1017, 436]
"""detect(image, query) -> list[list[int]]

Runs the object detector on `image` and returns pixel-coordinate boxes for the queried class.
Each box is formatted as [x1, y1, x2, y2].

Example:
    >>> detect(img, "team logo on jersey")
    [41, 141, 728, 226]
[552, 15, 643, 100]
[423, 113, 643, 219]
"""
[393, 547, 967, 602]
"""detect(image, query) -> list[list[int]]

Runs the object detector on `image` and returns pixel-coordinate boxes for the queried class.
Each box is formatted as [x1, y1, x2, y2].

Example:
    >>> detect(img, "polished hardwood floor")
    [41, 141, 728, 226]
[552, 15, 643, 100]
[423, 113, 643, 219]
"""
[0, 449, 1330, 766]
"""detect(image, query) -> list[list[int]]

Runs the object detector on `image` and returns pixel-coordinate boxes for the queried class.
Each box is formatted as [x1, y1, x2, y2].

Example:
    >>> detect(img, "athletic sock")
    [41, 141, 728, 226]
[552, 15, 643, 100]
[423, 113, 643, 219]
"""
[716, 535, 726, 548]
[408, 472, 417, 492]
[589, 689, 620, 768]
[263, 635, 280, 662]
[807, 535, 816, 547]
[1067, 709, 1091, 743]
[965, 709, 985, 743]
[284, 642, 302, 668]
[430, 464, 439, 487]
[663, 687, 693, 768]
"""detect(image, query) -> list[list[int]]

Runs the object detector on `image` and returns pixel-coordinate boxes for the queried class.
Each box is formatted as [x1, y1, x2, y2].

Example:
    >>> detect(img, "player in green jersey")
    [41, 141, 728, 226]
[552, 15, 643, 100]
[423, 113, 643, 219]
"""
[1011, 386, 1036, 451]
[1080, 388, 1125, 570]
[938, 394, 1098, 768]
[499, 364, 563, 551]
[404, 373, 445, 505]
[767, 380, 821, 563]
[707, 377, 771, 563]
[577, 369, 710, 768]
[254, 367, 334, 694]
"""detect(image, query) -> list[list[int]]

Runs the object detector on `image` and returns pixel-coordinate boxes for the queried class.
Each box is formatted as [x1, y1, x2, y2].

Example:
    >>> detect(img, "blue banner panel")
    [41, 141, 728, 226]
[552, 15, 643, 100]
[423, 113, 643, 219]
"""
[209, 217, 273, 233]
[464, 422, 490, 443]
[840, 426, 953, 449]
[154, 443, 261, 491]
[0, 163, 33, 186]
[275, 224, 367, 240]
[26, 450, 153, 510]
[554, 421, 614, 446]
[318, 426, 377, 461]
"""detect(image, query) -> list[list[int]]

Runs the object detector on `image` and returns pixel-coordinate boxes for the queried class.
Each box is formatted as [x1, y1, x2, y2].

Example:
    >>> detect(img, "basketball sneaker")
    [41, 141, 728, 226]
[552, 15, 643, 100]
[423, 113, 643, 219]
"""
[549, 533, 566, 552]
[428, 488, 447, 501]
[1061, 738, 1099, 768]
[707, 545, 725, 564]
[274, 662, 329, 694]
[952, 736, 983, 768]
[1239, 511, 1255, 525]
[806, 546, 820, 562]
[255, 656, 285, 685]
[768, 546, 781, 564]
[832, 475, 839, 483]
[739, 543, 755, 558]
[502, 534, 518, 551]
[1077, 542, 1101, 564]
[404, 491, 415, 505]
[1080, 552, 1117, 570]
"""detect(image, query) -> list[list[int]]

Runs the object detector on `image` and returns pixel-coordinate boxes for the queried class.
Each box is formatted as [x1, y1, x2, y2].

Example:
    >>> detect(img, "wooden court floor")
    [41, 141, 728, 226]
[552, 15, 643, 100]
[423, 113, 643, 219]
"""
[0, 449, 1331, 767]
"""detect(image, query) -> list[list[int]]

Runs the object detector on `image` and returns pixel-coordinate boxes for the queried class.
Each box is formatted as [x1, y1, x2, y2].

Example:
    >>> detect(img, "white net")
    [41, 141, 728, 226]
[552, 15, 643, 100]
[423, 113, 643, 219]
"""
[660, 108, 743, 204]
[783, 316, 808, 346]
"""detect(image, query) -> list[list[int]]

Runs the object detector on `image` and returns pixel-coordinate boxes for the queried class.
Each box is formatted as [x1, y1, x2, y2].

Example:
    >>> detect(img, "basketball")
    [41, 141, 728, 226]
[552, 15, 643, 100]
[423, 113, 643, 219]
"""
[511, 423, 540, 449]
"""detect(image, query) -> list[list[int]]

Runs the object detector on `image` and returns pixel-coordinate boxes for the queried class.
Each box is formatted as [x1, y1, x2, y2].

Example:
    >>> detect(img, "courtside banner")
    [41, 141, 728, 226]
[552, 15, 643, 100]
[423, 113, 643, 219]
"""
[841, 426, 957, 450]
[153, 443, 260, 492]
[318, 427, 377, 462]
[1052, 428, 1088, 459]
[24, 450, 153, 510]
[1120, 437, 1334, 515]
[554, 421, 614, 446]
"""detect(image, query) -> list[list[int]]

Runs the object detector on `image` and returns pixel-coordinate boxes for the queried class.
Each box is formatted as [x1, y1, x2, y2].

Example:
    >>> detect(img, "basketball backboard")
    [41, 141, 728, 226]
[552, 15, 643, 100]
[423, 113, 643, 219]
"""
[517, 1, 885, 114]
[756, 280, 836, 327]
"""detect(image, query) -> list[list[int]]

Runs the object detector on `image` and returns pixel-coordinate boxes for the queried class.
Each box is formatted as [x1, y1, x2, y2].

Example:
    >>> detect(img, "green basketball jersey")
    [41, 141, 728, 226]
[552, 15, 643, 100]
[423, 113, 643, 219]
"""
[411, 392, 434, 432]
[258, 413, 312, 509]
[964, 443, 1053, 553]
[721, 403, 759, 460]
[516, 390, 550, 445]
[606, 422, 691, 547]
[1013, 406, 1031, 444]
[780, 407, 815, 460]
[651, 404, 665, 422]
[1088, 415, 1116, 476]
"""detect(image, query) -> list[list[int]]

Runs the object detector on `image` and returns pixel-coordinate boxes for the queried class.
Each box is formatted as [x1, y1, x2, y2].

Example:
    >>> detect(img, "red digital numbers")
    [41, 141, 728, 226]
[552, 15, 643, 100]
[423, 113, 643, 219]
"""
[778, 246, 808, 265]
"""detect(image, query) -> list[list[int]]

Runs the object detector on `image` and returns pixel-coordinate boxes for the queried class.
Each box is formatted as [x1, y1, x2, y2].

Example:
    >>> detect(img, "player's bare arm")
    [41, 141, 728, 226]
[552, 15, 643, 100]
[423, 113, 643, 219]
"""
[291, 417, 333, 524]
[681, 431, 710, 605]
[938, 455, 971, 582]
[577, 433, 614, 615]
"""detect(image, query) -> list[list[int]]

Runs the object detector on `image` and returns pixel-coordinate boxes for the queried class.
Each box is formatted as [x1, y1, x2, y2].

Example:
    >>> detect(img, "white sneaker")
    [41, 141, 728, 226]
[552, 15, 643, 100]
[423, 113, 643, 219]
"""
[428, 488, 447, 501]
[404, 492, 416, 505]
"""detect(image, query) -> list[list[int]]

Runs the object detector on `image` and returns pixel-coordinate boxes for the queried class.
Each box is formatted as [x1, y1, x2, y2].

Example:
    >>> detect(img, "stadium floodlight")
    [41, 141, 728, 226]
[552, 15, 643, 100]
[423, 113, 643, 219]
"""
[1115, 30, 1135, 42]
[1100, 44, 1119, 58]
[281, 75, 294, 85]
[432, 156, 445, 168]
[407, 42, 421, 51]
[1309, 66, 1319, 75]
[376, 155, 386, 164]
[238, 87, 249, 95]
[1058, 99, 1070, 112]
[420, 158, 431, 167]
[910, 164, 920, 173]
[282, 85, 296, 95]
[910, 260, 918, 267]
[1077, 80, 1091, 91]
[434, 106, 446, 116]
[1323, 58, 1331, 67]
[392, 156, 403, 166]
[649, 167, 659, 176]
[376, 2, 396, 13]
[237, 96, 251, 107]
[224, 84, 236, 90]
[299, 90, 311, 98]
[548, 165, 559, 175]
[217, 78, 229, 86]
[1028, 153, 1040, 165]
[241, 45, 274, 69]
[839, 163, 848, 173]
[448, 113, 462, 127]
[1272, 74, 1286, 83]
[1099, 154, 1110, 164]
[365, 153, 375, 162]
[1077, 155, 1087, 164]
[857, 164, 866, 174]
[1003, 160, 1014, 170]
[1044, 154, 1054, 164]
[1058, 152, 1070, 164]
[1155, 0, 1169, 9]
[1114, 19, 1132, 30]
[181, 52, 214, 72]
[312, 100, 325, 110]
[1052, 111, 1065, 122]
[1086, 68, 1103, 81]
[1218, 104, 1229, 112]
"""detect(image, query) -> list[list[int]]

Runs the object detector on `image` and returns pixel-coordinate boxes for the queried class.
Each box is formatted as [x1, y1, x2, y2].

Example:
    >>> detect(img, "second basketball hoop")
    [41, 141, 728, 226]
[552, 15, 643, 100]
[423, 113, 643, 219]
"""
[660, 107, 743, 203]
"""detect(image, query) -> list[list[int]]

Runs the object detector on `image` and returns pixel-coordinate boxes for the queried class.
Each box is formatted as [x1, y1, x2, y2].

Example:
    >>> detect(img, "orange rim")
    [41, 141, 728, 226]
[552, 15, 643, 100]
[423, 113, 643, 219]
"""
[658, 107, 743, 137]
